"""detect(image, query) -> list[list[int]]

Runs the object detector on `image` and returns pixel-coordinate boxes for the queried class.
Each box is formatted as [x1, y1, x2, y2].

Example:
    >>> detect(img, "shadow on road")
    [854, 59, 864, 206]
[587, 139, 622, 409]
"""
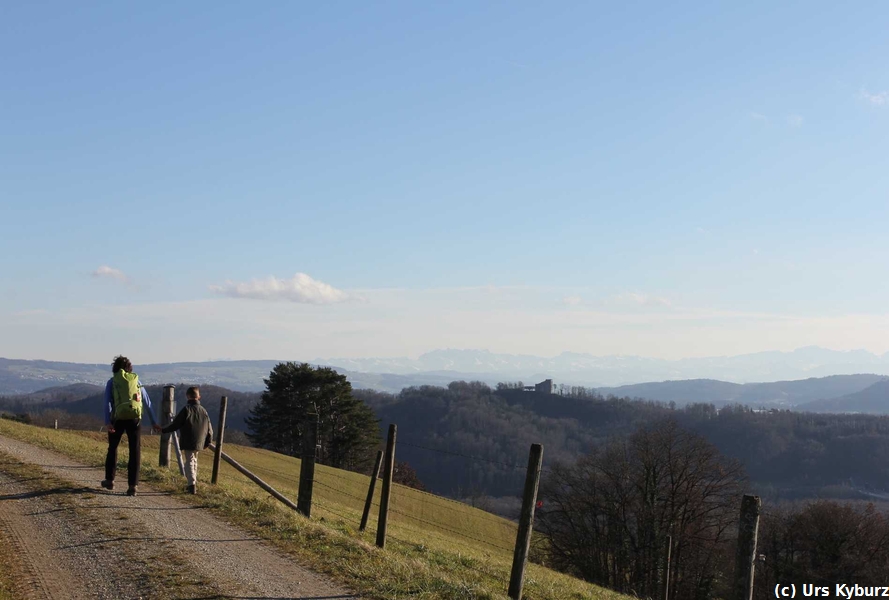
[58, 535, 262, 549]
[0, 485, 97, 501]
[82, 504, 205, 511]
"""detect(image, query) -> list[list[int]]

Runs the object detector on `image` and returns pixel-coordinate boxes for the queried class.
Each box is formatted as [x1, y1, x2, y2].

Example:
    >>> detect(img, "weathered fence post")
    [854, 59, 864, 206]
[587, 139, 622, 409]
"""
[360, 450, 384, 532]
[211, 396, 228, 485]
[376, 424, 397, 548]
[733, 494, 761, 600]
[508, 443, 544, 600]
[663, 534, 672, 600]
[297, 413, 319, 518]
[54, 419, 58, 430]
[159, 385, 175, 467]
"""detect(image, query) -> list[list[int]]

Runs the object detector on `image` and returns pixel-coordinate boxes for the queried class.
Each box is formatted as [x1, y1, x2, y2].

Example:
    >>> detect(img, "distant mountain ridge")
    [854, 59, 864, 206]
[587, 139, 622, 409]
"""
[597, 375, 889, 408]
[3, 345, 889, 397]
[316, 347, 889, 385]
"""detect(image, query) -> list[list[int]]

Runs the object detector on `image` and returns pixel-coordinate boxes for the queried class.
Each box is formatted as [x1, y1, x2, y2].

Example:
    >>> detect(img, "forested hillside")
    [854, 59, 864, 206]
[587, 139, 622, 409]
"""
[359, 384, 889, 501]
[796, 379, 889, 413]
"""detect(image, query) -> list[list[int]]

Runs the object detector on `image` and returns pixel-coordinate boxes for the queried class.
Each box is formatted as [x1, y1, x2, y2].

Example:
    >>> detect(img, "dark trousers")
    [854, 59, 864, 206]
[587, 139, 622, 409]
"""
[104, 419, 141, 487]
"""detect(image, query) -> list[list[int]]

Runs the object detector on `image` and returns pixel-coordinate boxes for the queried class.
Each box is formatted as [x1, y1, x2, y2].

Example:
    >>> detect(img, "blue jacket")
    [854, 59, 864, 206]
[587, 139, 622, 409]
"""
[104, 378, 156, 426]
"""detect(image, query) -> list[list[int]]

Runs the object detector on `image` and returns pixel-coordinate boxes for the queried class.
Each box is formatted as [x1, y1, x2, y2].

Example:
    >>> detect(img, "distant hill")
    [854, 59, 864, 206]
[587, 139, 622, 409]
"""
[598, 374, 888, 408]
[0, 357, 498, 394]
[56, 384, 261, 431]
[0, 383, 103, 403]
[5, 346, 889, 396]
[4, 356, 889, 412]
[597, 379, 742, 405]
[0, 357, 280, 394]
[796, 380, 889, 413]
[0, 383, 105, 415]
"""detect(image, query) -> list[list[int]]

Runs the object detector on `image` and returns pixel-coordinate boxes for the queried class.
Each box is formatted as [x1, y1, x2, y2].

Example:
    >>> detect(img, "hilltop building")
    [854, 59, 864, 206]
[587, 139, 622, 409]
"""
[523, 378, 554, 394]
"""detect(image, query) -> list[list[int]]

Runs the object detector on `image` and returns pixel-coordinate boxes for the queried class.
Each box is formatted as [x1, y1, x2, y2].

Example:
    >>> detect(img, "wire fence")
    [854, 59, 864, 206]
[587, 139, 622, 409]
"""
[387, 435, 527, 552]
[211, 432, 534, 559]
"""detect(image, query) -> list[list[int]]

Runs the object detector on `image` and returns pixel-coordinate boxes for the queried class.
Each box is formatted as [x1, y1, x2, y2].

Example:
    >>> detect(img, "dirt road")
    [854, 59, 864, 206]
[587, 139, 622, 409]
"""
[0, 434, 359, 600]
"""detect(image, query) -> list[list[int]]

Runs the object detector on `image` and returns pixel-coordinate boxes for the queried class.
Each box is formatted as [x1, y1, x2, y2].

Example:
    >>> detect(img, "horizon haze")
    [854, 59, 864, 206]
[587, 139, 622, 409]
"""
[4, 346, 889, 393]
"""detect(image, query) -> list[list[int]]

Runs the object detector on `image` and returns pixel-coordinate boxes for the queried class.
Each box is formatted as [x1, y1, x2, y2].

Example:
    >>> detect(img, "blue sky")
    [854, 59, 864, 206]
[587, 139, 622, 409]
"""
[2, 1, 888, 363]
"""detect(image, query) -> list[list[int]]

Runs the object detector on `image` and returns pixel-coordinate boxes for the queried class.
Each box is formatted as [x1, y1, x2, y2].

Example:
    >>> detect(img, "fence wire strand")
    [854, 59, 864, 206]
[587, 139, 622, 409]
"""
[217, 439, 530, 557]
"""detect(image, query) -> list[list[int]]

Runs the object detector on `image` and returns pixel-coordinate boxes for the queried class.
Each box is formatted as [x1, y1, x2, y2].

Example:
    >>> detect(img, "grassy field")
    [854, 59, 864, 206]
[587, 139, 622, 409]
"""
[0, 418, 629, 600]
[220, 442, 521, 555]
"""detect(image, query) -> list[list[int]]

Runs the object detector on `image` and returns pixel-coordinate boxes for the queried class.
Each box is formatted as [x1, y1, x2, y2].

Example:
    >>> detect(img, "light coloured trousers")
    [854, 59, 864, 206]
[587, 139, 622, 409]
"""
[183, 450, 200, 486]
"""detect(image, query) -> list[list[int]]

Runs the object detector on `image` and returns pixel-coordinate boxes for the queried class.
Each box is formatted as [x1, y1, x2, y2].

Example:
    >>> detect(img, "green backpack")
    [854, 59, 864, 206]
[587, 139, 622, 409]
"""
[112, 371, 143, 421]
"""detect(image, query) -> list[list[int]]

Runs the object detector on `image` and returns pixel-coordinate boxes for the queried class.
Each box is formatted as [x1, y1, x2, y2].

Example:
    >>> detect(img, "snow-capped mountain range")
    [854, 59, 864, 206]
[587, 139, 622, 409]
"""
[316, 346, 889, 386]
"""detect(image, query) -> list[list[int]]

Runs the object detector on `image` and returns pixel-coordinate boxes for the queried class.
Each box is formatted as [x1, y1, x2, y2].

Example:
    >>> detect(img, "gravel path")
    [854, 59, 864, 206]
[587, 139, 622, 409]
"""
[0, 469, 94, 599]
[0, 434, 359, 600]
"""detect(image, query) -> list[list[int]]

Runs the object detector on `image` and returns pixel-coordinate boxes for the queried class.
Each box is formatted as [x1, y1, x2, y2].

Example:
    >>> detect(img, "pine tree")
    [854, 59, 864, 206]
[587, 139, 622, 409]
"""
[246, 362, 379, 470]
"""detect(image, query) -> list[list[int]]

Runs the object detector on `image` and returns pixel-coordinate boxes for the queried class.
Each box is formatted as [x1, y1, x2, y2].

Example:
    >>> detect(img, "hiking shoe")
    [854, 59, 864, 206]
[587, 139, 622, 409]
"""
[126, 486, 137, 496]
[100, 480, 114, 490]
[186, 485, 196, 495]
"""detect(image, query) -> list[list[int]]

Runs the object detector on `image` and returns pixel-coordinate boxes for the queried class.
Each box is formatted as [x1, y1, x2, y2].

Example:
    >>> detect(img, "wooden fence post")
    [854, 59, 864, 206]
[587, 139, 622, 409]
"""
[54, 419, 58, 430]
[508, 443, 544, 600]
[376, 424, 397, 548]
[159, 385, 175, 467]
[211, 396, 228, 485]
[297, 413, 319, 518]
[733, 494, 761, 600]
[360, 450, 384, 532]
[663, 534, 672, 600]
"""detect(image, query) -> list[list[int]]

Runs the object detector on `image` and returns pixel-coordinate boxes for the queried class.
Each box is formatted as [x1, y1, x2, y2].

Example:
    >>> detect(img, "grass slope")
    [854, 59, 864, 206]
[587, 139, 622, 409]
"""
[0, 419, 627, 600]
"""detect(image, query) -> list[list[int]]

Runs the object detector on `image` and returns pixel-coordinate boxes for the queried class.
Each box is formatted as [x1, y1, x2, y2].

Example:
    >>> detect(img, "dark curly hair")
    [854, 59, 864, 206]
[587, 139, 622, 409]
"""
[112, 355, 133, 373]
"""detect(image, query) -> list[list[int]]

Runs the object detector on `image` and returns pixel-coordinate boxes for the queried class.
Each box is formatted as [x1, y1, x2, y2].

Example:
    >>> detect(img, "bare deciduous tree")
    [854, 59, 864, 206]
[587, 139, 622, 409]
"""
[756, 501, 889, 593]
[537, 419, 745, 599]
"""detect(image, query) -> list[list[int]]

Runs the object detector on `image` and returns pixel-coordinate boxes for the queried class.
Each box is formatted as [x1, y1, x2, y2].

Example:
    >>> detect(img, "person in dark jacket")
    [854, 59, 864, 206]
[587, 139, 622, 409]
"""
[154, 386, 212, 494]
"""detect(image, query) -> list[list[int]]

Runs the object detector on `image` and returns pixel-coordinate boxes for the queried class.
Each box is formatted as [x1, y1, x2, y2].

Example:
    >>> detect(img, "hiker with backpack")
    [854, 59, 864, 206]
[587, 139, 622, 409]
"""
[102, 355, 154, 496]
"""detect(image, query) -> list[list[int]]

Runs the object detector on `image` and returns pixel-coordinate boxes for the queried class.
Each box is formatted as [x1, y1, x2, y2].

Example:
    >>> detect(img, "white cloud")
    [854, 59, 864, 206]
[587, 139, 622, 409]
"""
[614, 292, 672, 308]
[749, 112, 768, 122]
[209, 273, 351, 304]
[563, 295, 582, 306]
[91, 265, 131, 285]
[787, 114, 804, 128]
[860, 88, 889, 107]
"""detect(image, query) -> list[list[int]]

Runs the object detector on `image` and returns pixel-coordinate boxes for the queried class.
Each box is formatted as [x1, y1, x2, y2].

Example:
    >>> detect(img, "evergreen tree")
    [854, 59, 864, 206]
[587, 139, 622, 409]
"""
[246, 362, 379, 470]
